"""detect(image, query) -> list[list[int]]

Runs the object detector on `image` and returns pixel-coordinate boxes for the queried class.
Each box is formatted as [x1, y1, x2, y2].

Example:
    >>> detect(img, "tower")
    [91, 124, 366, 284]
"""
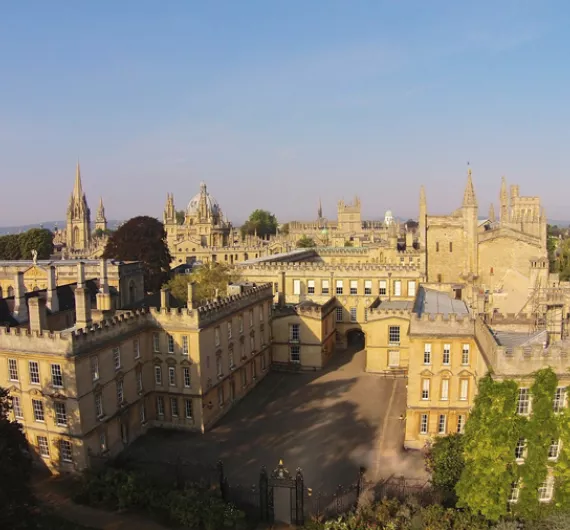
[317, 198, 323, 220]
[95, 197, 107, 233]
[500, 176, 509, 224]
[418, 185, 427, 250]
[66, 162, 91, 251]
[462, 168, 478, 278]
[488, 203, 495, 223]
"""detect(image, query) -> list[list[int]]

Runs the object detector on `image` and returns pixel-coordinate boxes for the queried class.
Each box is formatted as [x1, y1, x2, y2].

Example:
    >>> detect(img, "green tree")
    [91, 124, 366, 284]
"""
[240, 209, 278, 239]
[103, 216, 172, 293]
[0, 387, 35, 529]
[424, 433, 465, 506]
[0, 234, 23, 260]
[296, 235, 316, 248]
[164, 262, 240, 304]
[279, 223, 290, 236]
[175, 210, 185, 225]
[19, 228, 54, 260]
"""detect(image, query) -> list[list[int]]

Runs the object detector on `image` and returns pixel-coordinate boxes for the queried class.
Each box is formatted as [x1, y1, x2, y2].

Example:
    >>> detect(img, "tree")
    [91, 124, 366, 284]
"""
[0, 234, 22, 260]
[164, 262, 240, 304]
[424, 433, 465, 506]
[103, 216, 172, 293]
[175, 210, 185, 225]
[279, 223, 290, 236]
[240, 209, 278, 239]
[296, 235, 316, 248]
[405, 219, 419, 231]
[0, 387, 35, 529]
[94, 228, 113, 238]
[19, 228, 54, 260]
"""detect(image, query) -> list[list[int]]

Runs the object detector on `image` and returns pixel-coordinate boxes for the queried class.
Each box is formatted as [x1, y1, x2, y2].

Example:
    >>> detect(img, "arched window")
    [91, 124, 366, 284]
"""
[7, 286, 14, 297]
[73, 226, 80, 245]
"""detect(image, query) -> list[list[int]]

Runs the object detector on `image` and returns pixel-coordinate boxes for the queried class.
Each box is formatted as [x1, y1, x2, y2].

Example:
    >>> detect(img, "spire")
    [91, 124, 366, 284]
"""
[462, 168, 477, 207]
[96, 196, 106, 221]
[73, 160, 83, 199]
[488, 203, 495, 222]
[318, 198, 323, 219]
[419, 185, 426, 210]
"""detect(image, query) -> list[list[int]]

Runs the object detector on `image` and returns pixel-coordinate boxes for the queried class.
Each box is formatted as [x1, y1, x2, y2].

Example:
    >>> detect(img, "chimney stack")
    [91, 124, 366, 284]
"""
[75, 262, 92, 329]
[187, 282, 196, 310]
[96, 259, 112, 312]
[13, 272, 28, 322]
[28, 296, 47, 333]
[160, 288, 170, 310]
[46, 266, 59, 313]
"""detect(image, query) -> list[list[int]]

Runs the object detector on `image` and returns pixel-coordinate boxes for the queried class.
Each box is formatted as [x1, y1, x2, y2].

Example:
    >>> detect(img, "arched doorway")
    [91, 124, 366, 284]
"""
[346, 329, 365, 350]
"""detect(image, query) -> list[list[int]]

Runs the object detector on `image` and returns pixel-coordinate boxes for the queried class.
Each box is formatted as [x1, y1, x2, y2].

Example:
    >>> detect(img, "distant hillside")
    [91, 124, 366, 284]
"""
[0, 220, 123, 235]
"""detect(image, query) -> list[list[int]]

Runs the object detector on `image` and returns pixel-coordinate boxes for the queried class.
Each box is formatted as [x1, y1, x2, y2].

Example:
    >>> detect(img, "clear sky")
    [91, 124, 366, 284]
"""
[1, 1, 569, 226]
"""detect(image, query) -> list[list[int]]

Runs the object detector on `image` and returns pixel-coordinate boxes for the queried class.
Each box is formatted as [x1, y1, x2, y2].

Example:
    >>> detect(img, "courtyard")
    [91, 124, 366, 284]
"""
[123, 344, 426, 490]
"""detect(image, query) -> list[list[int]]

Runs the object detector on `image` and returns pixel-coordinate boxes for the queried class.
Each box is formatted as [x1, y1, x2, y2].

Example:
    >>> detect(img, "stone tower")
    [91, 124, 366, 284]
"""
[95, 197, 107, 233]
[66, 162, 91, 251]
[500, 176, 509, 223]
[418, 185, 427, 250]
[462, 168, 478, 278]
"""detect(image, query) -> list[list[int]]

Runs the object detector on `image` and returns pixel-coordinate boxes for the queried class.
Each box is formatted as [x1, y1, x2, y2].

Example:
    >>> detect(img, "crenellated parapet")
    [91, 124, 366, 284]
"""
[494, 340, 570, 377]
[409, 312, 475, 336]
[0, 325, 73, 355]
[238, 261, 420, 273]
[367, 307, 411, 320]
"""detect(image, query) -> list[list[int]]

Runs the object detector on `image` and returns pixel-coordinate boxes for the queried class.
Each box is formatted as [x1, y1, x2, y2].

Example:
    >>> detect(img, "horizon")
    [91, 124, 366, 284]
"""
[2, 1, 570, 225]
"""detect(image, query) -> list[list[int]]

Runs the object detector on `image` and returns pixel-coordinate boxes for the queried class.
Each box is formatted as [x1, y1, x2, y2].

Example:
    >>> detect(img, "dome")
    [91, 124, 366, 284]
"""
[385, 210, 393, 218]
[186, 182, 220, 216]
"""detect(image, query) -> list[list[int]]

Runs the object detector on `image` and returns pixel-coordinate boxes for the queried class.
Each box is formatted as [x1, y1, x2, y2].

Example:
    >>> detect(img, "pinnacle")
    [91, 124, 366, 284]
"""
[462, 168, 477, 207]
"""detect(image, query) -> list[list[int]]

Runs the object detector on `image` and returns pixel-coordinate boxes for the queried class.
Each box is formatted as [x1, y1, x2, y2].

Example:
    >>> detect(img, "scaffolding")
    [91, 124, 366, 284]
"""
[522, 275, 567, 341]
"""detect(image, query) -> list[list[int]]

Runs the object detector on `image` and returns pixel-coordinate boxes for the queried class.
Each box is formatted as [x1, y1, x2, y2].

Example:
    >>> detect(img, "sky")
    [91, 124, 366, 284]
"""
[1, 1, 569, 226]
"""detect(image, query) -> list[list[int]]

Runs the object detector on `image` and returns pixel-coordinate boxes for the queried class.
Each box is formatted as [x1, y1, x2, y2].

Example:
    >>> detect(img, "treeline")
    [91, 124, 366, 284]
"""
[0, 228, 54, 261]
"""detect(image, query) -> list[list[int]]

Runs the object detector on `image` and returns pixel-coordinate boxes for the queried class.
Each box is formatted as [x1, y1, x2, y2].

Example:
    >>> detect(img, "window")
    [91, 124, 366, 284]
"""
[457, 415, 465, 434]
[290, 324, 300, 341]
[250, 333, 255, 353]
[37, 436, 50, 458]
[350, 307, 357, 322]
[216, 356, 223, 377]
[168, 334, 175, 354]
[183, 367, 191, 388]
[218, 386, 224, 407]
[293, 279, 301, 295]
[229, 348, 234, 368]
[242, 367, 248, 387]
[290, 345, 300, 363]
[91, 356, 99, 381]
[554, 387, 566, 412]
[460, 379, 469, 401]
[442, 344, 450, 365]
[436, 242, 440, 252]
[153, 333, 160, 352]
[29, 361, 40, 384]
[133, 339, 140, 359]
[260, 306, 264, 322]
[32, 399, 45, 422]
[185, 399, 193, 419]
[117, 380, 124, 404]
[261, 352, 266, 370]
[137, 370, 143, 393]
[423, 343, 431, 365]
[239, 315, 243, 333]
[59, 440, 73, 463]
[154, 365, 162, 385]
[538, 476, 554, 502]
[393, 280, 401, 297]
[182, 335, 189, 355]
[171, 397, 179, 417]
[438, 414, 447, 434]
[12, 396, 23, 419]
[169, 366, 176, 386]
[379, 280, 387, 296]
[420, 414, 428, 434]
[515, 438, 526, 460]
[388, 326, 400, 345]
[509, 482, 520, 504]
[336, 280, 343, 295]
[517, 388, 530, 415]
[54, 402, 67, 426]
[336, 307, 343, 322]
[8, 359, 18, 381]
[388, 350, 400, 367]
[321, 280, 329, 295]
[449, 242, 453, 252]
[140, 402, 146, 424]
[113, 347, 121, 370]
[99, 432, 107, 452]
[408, 281, 416, 297]
[307, 280, 315, 294]
[350, 280, 358, 295]
[227, 322, 232, 340]
[548, 439, 560, 460]
[157, 396, 165, 416]
[421, 379, 430, 400]
[51, 364, 63, 388]
[95, 392, 103, 418]
[252, 359, 257, 379]
[364, 280, 372, 295]
[461, 344, 470, 365]
[441, 379, 449, 401]
[249, 309, 253, 327]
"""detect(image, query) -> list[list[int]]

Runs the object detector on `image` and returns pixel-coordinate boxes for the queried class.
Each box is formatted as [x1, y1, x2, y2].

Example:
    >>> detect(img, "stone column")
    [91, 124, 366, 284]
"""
[13, 272, 28, 322]
[46, 265, 59, 313]
[29, 296, 47, 332]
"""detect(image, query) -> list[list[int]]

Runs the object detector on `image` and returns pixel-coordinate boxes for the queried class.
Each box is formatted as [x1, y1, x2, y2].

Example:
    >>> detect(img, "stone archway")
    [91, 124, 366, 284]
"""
[346, 328, 365, 350]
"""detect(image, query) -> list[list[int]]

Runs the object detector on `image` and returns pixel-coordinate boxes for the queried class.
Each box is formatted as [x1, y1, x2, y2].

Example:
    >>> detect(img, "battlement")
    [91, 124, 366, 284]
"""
[367, 307, 411, 319]
[238, 261, 419, 273]
[410, 312, 475, 336]
[489, 313, 535, 323]
[494, 340, 570, 376]
[0, 325, 73, 355]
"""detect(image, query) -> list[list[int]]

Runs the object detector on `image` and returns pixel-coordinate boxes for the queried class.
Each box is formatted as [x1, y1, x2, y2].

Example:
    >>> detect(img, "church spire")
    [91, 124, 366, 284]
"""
[318, 198, 323, 219]
[488, 203, 495, 222]
[73, 160, 83, 200]
[462, 167, 477, 207]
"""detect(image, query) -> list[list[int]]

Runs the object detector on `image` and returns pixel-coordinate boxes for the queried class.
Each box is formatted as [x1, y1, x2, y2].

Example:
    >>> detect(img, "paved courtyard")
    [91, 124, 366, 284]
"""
[125, 346, 426, 490]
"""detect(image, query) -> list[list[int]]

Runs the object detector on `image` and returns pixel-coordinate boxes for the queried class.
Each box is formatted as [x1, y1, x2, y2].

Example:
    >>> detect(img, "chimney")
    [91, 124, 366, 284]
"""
[46, 266, 59, 313]
[96, 259, 112, 312]
[405, 228, 413, 249]
[13, 272, 28, 322]
[160, 288, 170, 310]
[75, 263, 92, 329]
[28, 296, 47, 333]
[187, 282, 196, 310]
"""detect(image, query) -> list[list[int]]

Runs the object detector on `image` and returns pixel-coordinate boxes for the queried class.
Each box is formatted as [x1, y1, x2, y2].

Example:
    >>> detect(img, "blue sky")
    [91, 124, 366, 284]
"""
[1, 1, 569, 226]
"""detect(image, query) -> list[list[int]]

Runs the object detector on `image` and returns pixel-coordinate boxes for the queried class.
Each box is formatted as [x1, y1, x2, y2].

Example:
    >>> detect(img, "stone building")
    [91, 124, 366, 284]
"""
[1, 262, 273, 471]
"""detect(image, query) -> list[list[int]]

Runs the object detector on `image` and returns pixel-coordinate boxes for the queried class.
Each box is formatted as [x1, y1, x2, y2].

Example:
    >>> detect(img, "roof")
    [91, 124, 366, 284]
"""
[414, 287, 469, 317]
[378, 300, 414, 311]
[492, 329, 547, 351]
